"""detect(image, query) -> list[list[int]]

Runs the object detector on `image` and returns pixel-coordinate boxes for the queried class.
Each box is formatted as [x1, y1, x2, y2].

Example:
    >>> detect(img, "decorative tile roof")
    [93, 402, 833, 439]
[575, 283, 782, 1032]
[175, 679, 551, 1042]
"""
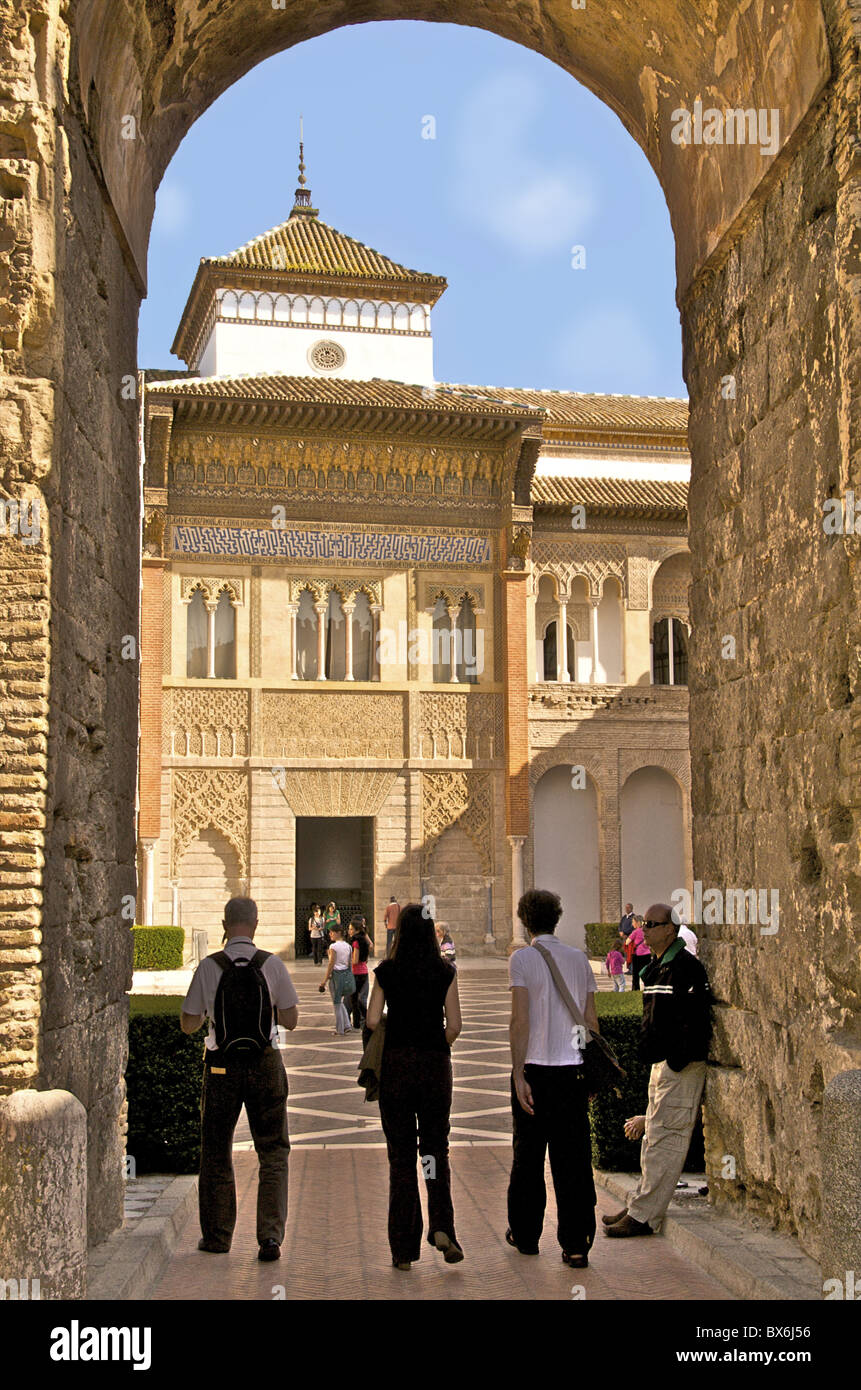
[145, 374, 543, 418]
[208, 212, 446, 297]
[533, 474, 688, 516]
[439, 384, 688, 434]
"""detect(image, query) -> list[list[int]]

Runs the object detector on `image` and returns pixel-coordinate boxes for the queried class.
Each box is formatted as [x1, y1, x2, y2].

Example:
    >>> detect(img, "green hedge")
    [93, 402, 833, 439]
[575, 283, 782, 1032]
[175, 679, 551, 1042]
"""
[590, 990, 704, 1172]
[584, 922, 624, 959]
[132, 925, 184, 971]
[126, 995, 203, 1174]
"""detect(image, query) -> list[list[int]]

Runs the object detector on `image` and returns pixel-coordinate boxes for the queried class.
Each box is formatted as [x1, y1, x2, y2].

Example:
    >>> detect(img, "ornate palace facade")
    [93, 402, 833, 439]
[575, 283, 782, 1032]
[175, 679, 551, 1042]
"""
[138, 167, 692, 959]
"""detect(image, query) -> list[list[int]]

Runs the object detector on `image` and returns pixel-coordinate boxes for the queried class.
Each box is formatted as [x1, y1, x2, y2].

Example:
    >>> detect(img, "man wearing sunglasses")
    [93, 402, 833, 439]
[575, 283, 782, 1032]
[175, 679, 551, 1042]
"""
[604, 903, 711, 1239]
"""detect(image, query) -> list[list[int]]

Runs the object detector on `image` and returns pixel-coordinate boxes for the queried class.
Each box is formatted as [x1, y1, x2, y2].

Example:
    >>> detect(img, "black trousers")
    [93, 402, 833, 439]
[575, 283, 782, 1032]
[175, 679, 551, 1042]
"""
[631, 956, 650, 990]
[199, 1047, 290, 1248]
[507, 1064, 596, 1255]
[350, 973, 369, 1028]
[311, 938, 324, 965]
[378, 1046, 457, 1263]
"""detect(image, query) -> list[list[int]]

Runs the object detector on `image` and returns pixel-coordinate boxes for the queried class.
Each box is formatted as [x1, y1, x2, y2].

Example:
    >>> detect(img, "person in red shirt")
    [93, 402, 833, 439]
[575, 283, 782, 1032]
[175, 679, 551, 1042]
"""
[626, 915, 651, 991]
[384, 897, 400, 958]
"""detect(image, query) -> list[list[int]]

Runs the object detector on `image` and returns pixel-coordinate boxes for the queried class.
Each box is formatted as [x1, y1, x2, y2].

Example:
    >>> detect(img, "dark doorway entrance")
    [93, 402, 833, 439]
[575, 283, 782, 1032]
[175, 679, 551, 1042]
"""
[294, 816, 375, 959]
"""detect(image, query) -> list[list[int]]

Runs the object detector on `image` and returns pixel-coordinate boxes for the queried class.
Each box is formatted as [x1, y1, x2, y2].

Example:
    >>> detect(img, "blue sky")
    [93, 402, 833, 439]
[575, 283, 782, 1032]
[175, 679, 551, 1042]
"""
[139, 20, 685, 399]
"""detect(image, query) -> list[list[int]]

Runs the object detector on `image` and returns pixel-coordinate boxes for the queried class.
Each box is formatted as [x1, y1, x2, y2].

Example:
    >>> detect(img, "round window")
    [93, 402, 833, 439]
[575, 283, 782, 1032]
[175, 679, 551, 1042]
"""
[308, 339, 346, 372]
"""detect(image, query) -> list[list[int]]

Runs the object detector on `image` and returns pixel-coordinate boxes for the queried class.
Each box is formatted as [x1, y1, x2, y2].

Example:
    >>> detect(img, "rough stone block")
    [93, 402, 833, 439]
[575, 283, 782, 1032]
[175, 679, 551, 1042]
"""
[0, 1089, 87, 1297]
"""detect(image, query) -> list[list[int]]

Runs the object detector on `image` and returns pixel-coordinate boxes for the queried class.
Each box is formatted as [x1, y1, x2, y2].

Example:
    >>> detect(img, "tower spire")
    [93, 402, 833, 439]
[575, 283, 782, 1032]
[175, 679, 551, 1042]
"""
[292, 115, 318, 216]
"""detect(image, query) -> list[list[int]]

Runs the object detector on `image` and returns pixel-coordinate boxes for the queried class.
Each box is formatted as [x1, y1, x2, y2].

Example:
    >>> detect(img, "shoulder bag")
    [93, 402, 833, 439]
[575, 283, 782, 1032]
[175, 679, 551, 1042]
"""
[532, 941, 626, 1096]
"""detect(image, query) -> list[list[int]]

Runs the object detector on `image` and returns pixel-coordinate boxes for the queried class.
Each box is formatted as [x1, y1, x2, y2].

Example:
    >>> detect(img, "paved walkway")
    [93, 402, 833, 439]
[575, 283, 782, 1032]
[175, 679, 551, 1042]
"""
[150, 961, 732, 1301]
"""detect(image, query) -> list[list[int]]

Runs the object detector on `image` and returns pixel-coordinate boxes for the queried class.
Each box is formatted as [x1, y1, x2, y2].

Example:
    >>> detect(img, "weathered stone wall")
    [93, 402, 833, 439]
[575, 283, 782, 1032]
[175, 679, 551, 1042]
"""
[685, 7, 861, 1257]
[0, 0, 139, 1253]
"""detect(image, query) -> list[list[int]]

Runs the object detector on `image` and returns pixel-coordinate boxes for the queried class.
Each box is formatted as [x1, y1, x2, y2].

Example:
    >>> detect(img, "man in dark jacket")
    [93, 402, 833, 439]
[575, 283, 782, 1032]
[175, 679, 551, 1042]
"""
[604, 902, 710, 1238]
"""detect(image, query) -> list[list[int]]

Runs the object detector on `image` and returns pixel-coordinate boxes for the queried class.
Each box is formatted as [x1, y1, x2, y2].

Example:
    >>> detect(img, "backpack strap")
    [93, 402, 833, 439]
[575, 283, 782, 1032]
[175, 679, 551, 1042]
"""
[249, 949, 271, 970]
[210, 951, 232, 972]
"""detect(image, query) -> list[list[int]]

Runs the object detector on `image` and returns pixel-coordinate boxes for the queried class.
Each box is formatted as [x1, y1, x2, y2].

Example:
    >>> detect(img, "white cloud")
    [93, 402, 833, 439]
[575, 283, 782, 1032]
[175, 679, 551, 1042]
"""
[153, 183, 192, 237]
[453, 71, 597, 256]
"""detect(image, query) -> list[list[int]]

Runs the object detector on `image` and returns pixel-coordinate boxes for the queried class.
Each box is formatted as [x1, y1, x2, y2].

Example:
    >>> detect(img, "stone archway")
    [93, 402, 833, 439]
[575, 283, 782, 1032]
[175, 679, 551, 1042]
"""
[1, 0, 858, 1281]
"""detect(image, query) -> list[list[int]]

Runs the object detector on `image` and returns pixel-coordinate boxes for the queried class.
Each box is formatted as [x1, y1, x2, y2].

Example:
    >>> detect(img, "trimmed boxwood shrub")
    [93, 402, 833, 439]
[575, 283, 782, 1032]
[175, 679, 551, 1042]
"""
[126, 995, 203, 1174]
[584, 922, 624, 960]
[132, 925, 184, 971]
[590, 990, 705, 1172]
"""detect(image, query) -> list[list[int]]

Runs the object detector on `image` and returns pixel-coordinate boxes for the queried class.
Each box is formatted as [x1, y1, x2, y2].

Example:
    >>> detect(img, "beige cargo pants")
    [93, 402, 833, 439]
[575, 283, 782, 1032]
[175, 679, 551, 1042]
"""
[627, 1059, 706, 1231]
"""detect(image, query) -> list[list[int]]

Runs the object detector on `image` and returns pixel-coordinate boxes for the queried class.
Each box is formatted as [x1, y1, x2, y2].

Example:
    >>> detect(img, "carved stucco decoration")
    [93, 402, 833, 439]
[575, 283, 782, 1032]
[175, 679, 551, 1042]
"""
[143, 507, 166, 557]
[261, 692, 404, 759]
[274, 768, 399, 818]
[422, 770, 493, 875]
[531, 539, 628, 600]
[179, 575, 245, 606]
[164, 688, 251, 756]
[418, 692, 503, 759]
[286, 577, 382, 606]
[421, 581, 485, 612]
[172, 768, 249, 878]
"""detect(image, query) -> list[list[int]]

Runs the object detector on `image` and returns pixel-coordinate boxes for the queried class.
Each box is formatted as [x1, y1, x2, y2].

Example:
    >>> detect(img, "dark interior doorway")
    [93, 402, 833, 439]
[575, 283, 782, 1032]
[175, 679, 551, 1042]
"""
[294, 816, 375, 958]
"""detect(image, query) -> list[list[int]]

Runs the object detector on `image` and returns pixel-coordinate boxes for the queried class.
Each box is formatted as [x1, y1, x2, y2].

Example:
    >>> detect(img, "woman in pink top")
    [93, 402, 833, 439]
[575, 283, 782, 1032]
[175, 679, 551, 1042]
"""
[627, 916, 651, 992]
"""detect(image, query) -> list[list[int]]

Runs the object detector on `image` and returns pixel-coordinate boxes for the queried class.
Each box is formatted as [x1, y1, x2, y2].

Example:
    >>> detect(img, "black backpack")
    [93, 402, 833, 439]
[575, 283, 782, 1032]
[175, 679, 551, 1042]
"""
[210, 950, 275, 1056]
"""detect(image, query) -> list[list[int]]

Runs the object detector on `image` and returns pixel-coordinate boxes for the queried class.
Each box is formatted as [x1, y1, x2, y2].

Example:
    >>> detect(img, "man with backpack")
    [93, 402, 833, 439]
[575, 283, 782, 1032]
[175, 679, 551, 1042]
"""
[181, 897, 299, 1262]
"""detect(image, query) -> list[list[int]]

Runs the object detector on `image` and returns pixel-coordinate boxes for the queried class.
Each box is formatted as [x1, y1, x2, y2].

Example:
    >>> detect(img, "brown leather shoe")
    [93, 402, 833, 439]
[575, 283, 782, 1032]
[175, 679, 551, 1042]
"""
[601, 1207, 628, 1226]
[603, 1214, 653, 1238]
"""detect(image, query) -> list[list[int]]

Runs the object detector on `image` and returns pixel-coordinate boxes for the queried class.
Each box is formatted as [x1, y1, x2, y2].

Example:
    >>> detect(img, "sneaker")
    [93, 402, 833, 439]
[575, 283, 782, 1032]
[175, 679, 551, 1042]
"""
[603, 1214, 653, 1238]
[257, 1240, 281, 1262]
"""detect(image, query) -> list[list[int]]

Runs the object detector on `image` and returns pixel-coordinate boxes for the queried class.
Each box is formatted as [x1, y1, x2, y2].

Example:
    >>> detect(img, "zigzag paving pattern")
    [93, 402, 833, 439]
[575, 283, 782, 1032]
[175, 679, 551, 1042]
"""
[151, 960, 733, 1300]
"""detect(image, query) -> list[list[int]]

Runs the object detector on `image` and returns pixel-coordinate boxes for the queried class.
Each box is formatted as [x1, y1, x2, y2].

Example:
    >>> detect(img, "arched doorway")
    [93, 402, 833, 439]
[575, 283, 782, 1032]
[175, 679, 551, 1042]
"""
[620, 767, 686, 916]
[532, 765, 600, 950]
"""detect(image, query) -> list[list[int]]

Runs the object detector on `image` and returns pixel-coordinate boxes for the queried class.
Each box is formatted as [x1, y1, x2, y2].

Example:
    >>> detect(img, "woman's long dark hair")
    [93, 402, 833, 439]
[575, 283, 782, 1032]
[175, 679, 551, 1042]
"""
[390, 902, 443, 969]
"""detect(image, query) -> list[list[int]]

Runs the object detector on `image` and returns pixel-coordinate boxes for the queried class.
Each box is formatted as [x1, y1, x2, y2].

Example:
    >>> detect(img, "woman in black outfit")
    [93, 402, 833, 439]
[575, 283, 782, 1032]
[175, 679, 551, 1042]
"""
[366, 902, 463, 1271]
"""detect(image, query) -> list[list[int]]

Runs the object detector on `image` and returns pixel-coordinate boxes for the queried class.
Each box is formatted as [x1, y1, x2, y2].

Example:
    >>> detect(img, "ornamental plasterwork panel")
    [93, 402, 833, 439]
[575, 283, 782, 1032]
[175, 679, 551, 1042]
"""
[626, 556, 651, 610]
[274, 769, 399, 818]
[418, 692, 503, 759]
[171, 522, 492, 568]
[421, 581, 486, 612]
[261, 692, 405, 759]
[164, 689, 251, 757]
[179, 575, 246, 605]
[421, 770, 494, 876]
[530, 540, 627, 600]
[618, 747, 691, 793]
[286, 577, 383, 606]
[172, 769, 249, 878]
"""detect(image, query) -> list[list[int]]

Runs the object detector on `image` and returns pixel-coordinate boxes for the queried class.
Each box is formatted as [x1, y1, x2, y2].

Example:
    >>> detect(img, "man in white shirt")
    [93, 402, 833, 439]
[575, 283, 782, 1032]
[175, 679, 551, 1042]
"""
[507, 889, 599, 1268]
[182, 897, 299, 1262]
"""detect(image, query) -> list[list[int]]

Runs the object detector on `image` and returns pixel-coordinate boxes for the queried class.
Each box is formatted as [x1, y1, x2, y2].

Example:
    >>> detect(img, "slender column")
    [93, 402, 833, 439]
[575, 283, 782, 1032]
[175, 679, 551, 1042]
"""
[343, 601, 356, 680]
[314, 600, 328, 680]
[171, 881, 180, 928]
[509, 836, 527, 947]
[140, 840, 156, 926]
[589, 597, 600, 684]
[447, 603, 461, 683]
[619, 596, 627, 685]
[558, 599, 570, 682]
[667, 616, 675, 686]
[206, 601, 217, 679]
[288, 604, 298, 680]
[484, 876, 495, 945]
[370, 605, 382, 681]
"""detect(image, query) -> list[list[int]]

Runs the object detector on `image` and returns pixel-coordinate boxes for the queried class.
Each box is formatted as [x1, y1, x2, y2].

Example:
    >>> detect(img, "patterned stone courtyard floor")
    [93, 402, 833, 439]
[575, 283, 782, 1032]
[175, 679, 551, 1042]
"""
[150, 961, 732, 1301]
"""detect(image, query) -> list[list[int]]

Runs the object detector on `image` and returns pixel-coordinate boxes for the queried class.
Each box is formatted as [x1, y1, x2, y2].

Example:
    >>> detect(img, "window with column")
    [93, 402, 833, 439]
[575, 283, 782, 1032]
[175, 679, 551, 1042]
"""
[651, 617, 688, 685]
[291, 584, 379, 681]
[185, 586, 236, 678]
[542, 620, 575, 682]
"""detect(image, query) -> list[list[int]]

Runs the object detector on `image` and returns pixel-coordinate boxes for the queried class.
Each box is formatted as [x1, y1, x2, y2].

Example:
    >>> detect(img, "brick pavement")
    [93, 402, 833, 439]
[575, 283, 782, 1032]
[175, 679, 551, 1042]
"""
[150, 961, 733, 1301]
